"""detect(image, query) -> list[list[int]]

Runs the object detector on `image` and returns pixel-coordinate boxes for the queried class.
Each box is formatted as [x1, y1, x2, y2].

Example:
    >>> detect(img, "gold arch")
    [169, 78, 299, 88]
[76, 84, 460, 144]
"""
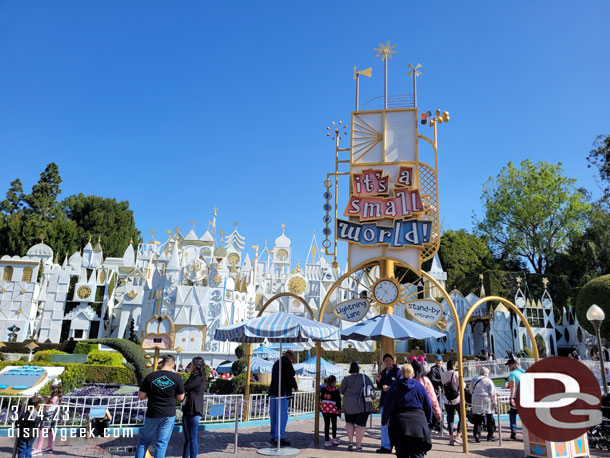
[457, 296, 539, 453]
[243, 292, 313, 421]
[313, 257, 465, 449]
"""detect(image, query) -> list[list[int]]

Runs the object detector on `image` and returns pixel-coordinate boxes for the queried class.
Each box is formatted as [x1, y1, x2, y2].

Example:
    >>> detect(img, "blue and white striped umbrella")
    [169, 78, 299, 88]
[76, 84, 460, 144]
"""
[341, 314, 445, 341]
[269, 342, 310, 351]
[294, 357, 344, 377]
[214, 312, 339, 343]
[250, 357, 274, 374]
[252, 345, 280, 359]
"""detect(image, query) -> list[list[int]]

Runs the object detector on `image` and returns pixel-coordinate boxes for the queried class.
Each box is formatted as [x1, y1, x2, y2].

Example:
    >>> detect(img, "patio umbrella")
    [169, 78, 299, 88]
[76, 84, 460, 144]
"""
[341, 313, 445, 341]
[214, 312, 339, 456]
[294, 356, 344, 377]
[253, 345, 280, 359]
[251, 357, 274, 374]
[216, 361, 233, 374]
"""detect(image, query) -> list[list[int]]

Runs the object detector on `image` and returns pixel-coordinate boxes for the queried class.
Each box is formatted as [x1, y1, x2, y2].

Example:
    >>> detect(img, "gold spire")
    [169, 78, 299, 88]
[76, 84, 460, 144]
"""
[281, 223, 286, 234]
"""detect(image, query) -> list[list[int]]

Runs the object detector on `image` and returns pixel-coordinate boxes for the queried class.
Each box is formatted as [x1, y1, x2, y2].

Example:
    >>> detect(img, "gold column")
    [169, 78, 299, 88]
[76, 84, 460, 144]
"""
[379, 260, 395, 360]
[243, 343, 252, 421]
[152, 347, 160, 371]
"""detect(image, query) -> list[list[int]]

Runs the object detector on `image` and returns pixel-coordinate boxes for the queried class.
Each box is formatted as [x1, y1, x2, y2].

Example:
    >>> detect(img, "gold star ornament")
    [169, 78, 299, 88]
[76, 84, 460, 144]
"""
[374, 41, 397, 61]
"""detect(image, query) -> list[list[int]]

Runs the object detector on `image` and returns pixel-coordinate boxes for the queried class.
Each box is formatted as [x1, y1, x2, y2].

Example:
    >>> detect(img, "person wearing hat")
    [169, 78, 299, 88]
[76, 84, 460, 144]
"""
[268, 350, 298, 446]
[506, 357, 524, 440]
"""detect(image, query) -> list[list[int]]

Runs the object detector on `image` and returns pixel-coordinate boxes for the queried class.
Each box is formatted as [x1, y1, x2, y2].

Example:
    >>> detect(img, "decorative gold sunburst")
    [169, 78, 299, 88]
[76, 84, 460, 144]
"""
[352, 114, 383, 162]
[374, 41, 397, 61]
[127, 290, 138, 299]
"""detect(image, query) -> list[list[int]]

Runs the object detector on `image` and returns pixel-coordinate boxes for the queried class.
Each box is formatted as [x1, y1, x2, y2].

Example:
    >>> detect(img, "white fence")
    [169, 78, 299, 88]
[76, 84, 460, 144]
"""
[0, 392, 316, 429]
[462, 358, 535, 381]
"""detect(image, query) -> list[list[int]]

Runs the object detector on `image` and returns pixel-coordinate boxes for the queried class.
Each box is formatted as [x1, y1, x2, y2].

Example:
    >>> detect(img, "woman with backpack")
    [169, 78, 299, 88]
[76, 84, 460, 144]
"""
[469, 367, 496, 442]
[440, 360, 464, 446]
[340, 362, 374, 451]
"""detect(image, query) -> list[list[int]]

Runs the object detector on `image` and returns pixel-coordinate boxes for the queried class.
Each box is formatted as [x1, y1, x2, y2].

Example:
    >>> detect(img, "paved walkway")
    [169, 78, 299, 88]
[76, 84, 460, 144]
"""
[1, 418, 608, 457]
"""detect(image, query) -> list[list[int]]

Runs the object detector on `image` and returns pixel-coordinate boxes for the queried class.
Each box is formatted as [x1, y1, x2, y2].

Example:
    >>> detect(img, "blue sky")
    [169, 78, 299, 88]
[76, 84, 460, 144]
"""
[1, 1, 608, 264]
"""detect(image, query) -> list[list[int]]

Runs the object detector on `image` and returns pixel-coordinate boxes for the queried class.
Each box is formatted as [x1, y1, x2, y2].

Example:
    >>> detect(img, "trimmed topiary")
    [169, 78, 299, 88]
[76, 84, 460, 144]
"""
[576, 274, 610, 338]
[87, 338, 150, 384]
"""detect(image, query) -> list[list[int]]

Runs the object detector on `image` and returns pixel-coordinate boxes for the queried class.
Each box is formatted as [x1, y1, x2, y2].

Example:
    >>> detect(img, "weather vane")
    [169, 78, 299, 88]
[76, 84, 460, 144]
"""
[407, 63, 422, 107]
[353, 66, 372, 110]
[374, 41, 397, 109]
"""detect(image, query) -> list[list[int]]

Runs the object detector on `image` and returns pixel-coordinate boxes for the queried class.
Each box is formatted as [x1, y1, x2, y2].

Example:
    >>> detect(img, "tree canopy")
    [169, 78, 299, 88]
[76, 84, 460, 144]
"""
[587, 134, 610, 199]
[575, 274, 610, 339]
[0, 163, 141, 260]
[475, 159, 589, 274]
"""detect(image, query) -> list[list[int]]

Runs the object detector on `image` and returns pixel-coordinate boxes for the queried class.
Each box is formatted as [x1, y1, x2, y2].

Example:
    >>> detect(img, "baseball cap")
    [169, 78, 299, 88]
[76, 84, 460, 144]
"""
[435, 355, 442, 361]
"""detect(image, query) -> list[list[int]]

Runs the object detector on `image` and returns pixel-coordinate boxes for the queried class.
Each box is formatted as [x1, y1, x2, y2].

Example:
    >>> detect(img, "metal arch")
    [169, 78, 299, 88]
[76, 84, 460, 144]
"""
[243, 292, 313, 422]
[313, 257, 465, 447]
[457, 296, 540, 453]
[257, 292, 315, 319]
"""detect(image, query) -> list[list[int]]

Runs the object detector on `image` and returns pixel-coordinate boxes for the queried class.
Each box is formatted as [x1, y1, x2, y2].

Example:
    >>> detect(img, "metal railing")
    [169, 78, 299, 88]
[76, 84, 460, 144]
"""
[462, 358, 535, 381]
[247, 391, 316, 420]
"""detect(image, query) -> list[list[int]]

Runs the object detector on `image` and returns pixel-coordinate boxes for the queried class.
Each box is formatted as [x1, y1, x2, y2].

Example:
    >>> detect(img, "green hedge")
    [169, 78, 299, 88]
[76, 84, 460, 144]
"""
[87, 350, 124, 366]
[74, 342, 96, 355]
[82, 365, 136, 384]
[33, 350, 67, 362]
[87, 338, 150, 384]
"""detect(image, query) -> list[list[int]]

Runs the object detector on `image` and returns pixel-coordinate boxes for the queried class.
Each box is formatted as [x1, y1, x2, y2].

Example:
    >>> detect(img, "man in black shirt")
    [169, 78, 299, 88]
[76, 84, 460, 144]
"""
[268, 350, 297, 445]
[135, 355, 185, 458]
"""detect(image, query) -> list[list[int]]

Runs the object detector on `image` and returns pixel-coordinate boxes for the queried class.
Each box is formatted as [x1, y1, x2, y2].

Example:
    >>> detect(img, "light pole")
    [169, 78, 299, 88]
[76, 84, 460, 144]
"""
[587, 304, 608, 395]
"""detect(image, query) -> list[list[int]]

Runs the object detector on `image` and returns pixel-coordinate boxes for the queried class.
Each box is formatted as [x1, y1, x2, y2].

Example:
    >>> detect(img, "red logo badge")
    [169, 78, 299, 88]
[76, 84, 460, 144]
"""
[516, 356, 602, 441]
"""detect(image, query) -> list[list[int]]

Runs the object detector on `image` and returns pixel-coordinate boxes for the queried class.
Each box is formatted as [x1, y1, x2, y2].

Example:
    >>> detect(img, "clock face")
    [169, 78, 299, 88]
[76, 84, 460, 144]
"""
[288, 276, 307, 295]
[276, 249, 288, 262]
[227, 253, 240, 266]
[77, 285, 91, 300]
[373, 279, 399, 305]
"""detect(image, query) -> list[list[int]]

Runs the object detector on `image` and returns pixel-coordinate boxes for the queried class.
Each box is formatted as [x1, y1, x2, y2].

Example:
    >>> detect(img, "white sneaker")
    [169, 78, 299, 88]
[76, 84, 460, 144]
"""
[325, 441, 333, 447]
[32, 451, 43, 456]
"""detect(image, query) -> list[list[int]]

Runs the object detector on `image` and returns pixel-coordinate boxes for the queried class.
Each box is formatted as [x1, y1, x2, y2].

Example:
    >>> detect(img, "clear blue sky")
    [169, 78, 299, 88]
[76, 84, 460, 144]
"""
[1, 1, 608, 263]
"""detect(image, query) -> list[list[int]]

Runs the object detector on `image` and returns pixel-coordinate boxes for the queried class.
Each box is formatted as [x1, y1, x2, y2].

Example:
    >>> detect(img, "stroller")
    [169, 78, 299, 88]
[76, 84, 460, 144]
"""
[589, 393, 610, 450]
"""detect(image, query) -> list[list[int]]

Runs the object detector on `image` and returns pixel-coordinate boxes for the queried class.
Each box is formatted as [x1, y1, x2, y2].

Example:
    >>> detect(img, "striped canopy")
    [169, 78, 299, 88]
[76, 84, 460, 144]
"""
[341, 314, 445, 341]
[294, 357, 344, 377]
[252, 345, 280, 359]
[269, 342, 311, 351]
[214, 312, 339, 343]
[251, 357, 274, 374]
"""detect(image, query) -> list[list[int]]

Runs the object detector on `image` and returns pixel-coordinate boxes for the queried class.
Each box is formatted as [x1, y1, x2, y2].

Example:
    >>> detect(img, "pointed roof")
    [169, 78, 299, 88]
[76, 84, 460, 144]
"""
[241, 253, 252, 272]
[93, 241, 103, 252]
[167, 243, 181, 270]
[68, 251, 82, 269]
[123, 242, 135, 267]
[83, 241, 93, 252]
[184, 229, 199, 241]
[274, 225, 291, 248]
[225, 227, 246, 251]
[200, 230, 214, 245]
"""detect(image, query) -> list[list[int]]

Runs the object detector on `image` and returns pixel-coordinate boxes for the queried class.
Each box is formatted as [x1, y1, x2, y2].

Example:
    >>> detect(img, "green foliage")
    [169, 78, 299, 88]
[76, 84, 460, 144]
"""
[86, 350, 124, 366]
[476, 159, 589, 273]
[534, 335, 547, 357]
[234, 343, 247, 359]
[88, 338, 150, 384]
[231, 359, 247, 376]
[439, 230, 498, 294]
[587, 134, 610, 198]
[249, 382, 271, 394]
[0, 163, 141, 260]
[81, 365, 136, 384]
[576, 274, 610, 338]
[33, 350, 67, 362]
[74, 342, 96, 355]
[127, 318, 141, 345]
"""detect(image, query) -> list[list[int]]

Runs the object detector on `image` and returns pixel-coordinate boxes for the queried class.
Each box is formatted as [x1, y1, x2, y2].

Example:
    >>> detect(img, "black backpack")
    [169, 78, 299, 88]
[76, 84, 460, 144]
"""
[443, 371, 459, 401]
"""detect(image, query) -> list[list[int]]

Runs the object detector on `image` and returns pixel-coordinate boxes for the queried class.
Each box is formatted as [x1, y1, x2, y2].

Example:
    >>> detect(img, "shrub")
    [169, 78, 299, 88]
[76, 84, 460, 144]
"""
[123, 362, 136, 373]
[576, 274, 610, 338]
[249, 382, 270, 394]
[74, 342, 96, 355]
[82, 365, 136, 384]
[33, 350, 67, 362]
[88, 338, 150, 384]
[87, 350, 123, 366]
[19, 356, 28, 362]
[235, 343, 247, 359]
[231, 359, 246, 376]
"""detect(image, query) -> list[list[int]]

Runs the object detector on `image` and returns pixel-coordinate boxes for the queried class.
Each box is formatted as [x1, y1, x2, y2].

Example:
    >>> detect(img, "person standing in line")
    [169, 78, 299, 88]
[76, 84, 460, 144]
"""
[507, 357, 525, 440]
[441, 360, 464, 446]
[381, 364, 433, 458]
[320, 375, 342, 447]
[182, 357, 207, 458]
[135, 355, 185, 458]
[427, 355, 444, 432]
[376, 354, 400, 454]
[33, 379, 62, 455]
[470, 367, 497, 442]
[268, 350, 298, 446]
[16, 396, 42, 458]
[411, 360, 442, 426]
[340, 362, 374, 452]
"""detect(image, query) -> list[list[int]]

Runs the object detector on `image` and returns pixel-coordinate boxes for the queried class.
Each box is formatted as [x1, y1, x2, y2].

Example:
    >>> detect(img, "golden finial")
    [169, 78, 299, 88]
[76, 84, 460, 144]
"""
[234, 221, 238, 228]
[326, 121, 348, 142]
[213, 207, 218, 217]
[281, 223, 286, 234]
[542, 277, 549, 289]
[188, 220, 196, 228]
[39, 233, 45, 243]
[88, 235, 92, 242]
[174, 226, 181, 234]
[374, 41, 397, 61]
[129, 238, 133, 244]
[479, 274, 484, 281]
[516, 276, 522, 287]
[98, 236, 101, 243]
[264, 239, 268, 248]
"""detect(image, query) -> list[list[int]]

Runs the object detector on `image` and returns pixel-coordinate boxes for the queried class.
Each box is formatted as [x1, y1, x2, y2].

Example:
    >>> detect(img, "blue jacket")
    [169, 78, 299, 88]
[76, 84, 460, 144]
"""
[381, 378, 433, 426]
[377, 364, 400, 407]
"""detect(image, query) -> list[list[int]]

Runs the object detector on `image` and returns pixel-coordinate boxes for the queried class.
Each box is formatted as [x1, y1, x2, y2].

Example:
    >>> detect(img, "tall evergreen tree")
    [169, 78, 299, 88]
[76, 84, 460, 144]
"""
[0, 179, 25, 215]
